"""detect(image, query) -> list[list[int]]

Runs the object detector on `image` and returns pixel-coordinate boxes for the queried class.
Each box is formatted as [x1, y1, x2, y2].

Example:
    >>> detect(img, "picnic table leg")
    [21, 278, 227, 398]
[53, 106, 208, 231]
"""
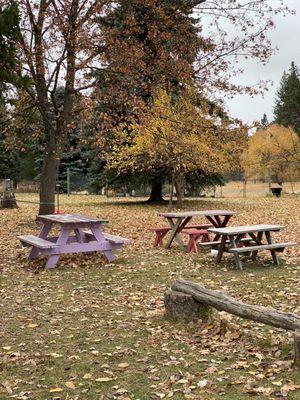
[187, 231, 210, 253]
[248, 231, 263, 260]
[265, 231, 280, 265]
[74, 228, 86, 243]
[29, 221, 52, 260]
[90, 225, 116, 262]
[165, 217, 191, 250]
[186, 234, 197, 253]
[153, 230, 169, 247]
[228, 235, 243, 270]
[216, 235, 228, 264]
[221, 215, 231, 227]
[206, 215, 218, 228]
[45, 227, 71, 269]
[206, 215, 232, 241]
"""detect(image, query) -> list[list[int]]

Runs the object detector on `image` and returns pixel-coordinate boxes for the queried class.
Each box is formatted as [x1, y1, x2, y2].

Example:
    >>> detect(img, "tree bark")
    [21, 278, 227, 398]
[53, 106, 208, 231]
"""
[39, 152, 60, 215]
[174, 175, 185, 208]
[171, 278, 300, 332]
[148, 176, 164, 202]
[168, 175, 175, 211]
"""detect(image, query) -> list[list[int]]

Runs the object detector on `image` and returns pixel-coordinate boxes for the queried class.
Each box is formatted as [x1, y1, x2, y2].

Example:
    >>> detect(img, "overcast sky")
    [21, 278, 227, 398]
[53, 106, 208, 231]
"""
[224, 0, 300, 124]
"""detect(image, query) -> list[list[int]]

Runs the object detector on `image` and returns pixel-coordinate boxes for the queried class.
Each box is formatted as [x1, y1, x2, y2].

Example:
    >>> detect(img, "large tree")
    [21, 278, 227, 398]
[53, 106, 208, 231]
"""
[1, 0, 109, 214]
[274, 62, 300, 135]
[109, 89, 246, 207]
[95, 0, 206, 201]
[93, 0, 290, 202]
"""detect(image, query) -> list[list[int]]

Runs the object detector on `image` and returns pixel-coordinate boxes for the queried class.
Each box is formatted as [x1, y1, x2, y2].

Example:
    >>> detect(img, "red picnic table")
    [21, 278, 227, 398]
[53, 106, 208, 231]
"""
[159, 210, 236, 250]
[18, 214, 130, 269]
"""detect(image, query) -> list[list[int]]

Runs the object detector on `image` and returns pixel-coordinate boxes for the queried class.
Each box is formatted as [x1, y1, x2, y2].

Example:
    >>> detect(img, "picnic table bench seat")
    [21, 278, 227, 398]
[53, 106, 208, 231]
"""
[18, 235, 59, 249]
[181, 228, 211, 253]
[149, 224, 212, 248]
[148, 227, 171, 247]
[200, 237, 255, 247]
[228, 242, 296, 253]
[102, 232, 130, 244]
[82, 230, 130, 244]
[181, 224, 212, 230]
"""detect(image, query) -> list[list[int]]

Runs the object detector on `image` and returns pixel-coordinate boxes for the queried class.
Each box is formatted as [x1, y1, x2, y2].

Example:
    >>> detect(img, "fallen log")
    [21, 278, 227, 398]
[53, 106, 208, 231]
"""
[171, 278, 300, 332]
[167, 278, 300, 366]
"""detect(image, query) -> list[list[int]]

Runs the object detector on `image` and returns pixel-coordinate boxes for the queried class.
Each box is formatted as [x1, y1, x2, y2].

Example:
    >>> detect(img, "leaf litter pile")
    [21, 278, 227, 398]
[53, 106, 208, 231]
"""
[0, 194, 299, 400]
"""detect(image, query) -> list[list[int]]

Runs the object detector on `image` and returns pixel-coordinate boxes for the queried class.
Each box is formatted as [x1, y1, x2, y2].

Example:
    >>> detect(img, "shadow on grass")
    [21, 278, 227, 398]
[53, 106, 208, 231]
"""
[75, 197, 234, 210]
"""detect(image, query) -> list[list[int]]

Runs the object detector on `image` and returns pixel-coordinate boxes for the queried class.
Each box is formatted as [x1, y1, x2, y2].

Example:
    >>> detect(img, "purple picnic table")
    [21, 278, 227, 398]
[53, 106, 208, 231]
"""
[18, 214, 130, 269]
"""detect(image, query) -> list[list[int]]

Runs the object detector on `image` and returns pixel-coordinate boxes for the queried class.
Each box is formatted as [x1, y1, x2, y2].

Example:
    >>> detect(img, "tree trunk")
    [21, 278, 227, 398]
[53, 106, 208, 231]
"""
[171, 279, 300, 332]
[174, 175, 185, 208]
[168, 175, 175, 211]
[39, 152, 60, 215]
[148, 176, 164, 202]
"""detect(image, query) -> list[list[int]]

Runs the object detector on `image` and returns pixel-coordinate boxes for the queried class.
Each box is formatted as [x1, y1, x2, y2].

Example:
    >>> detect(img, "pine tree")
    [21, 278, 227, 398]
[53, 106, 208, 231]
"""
[58, 127, 91, 193]
[259, 113, 269, 130]
[96, 0, 205, 201]
[0, 2, 28, 104]
[0, 2, 28, 184]
[98, 0, 203, 93]
[0, 2, 19, 99]
[274, 62, 300, 135]
[0, 133, 21, 183]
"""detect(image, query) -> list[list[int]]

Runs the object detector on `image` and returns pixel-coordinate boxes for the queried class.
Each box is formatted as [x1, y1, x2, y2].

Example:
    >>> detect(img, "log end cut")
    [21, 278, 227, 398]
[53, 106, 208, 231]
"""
[164, 289, 212, 322]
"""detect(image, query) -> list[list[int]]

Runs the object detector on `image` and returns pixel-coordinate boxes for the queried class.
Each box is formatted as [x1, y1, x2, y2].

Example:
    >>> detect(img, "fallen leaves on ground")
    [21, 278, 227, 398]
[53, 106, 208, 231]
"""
[0, 194, 299, 399]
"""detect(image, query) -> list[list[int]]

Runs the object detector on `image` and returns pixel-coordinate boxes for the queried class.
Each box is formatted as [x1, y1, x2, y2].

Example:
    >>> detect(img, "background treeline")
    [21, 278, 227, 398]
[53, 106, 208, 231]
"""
[0, 1, 297, 211]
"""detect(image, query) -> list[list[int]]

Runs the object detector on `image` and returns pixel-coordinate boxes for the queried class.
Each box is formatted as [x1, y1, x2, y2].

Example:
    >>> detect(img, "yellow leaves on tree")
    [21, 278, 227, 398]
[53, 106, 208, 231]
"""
[241, 124, 300, 183]
[108, 89, 245, 179]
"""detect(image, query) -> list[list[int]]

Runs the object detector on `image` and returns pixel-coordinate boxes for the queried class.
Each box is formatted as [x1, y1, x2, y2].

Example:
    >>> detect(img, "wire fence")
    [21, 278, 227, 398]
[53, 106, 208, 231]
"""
[14, 199, 55, 205]
[7, 179, 300, 208]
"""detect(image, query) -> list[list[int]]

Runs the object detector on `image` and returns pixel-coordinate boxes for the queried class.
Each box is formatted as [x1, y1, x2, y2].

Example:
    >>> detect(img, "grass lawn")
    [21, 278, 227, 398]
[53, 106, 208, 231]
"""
[0, 194, 299, 400]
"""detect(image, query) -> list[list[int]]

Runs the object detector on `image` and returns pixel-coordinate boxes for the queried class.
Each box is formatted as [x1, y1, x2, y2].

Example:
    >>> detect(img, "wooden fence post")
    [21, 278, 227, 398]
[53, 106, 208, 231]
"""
[0, 179, 17, 208]
[243, 179, 247, 198]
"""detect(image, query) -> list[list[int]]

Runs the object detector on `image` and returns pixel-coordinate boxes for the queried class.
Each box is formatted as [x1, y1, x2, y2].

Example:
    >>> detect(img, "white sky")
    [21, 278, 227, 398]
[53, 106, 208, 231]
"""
[224, 0, 300, 124]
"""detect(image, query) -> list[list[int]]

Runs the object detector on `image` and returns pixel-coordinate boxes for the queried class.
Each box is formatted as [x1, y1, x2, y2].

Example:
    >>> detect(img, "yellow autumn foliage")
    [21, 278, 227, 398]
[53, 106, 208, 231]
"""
[241, 124, 300, 183]
[108, 89, 246, 177]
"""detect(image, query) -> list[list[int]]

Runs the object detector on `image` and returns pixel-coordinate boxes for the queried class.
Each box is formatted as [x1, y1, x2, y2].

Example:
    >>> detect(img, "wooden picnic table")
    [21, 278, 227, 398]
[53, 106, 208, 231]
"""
[18, 213, 129, 269]
[208, 224, 296, 269]
[159, 210, 236, 250]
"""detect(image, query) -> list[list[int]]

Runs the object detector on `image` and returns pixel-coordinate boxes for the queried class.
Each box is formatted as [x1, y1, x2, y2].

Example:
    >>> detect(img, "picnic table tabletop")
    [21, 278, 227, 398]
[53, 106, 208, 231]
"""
[208, 224, 283, 236]
[37, 213, 108, 225]
[160, 210, 236, 218]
